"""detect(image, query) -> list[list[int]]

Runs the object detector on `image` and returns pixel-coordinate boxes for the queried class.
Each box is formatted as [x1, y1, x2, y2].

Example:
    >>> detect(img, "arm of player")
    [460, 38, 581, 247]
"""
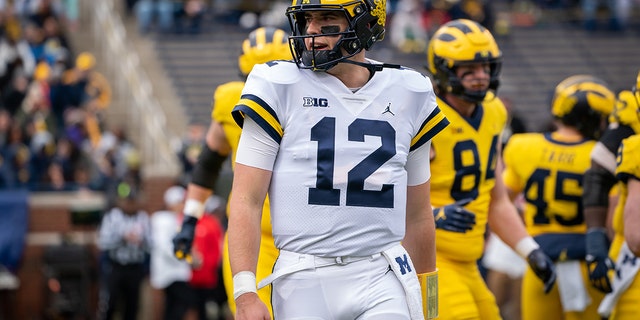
[624, 178, 640, 256]
[228, 116, 275, 320]
[583, 160, 617, 293]
[405, 181, 438, 319]
[228, 163, 271, 320]
[173, 121, 231, 261]
[489, 161, 556, 293]
[172, 184, 210, 262]
[583, 126, 633, 293]
[404, 141, 438, 319]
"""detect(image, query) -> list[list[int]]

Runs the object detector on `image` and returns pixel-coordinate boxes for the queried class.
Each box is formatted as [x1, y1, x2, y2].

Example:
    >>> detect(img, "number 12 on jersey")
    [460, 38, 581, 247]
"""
[309, 117, 396, 209]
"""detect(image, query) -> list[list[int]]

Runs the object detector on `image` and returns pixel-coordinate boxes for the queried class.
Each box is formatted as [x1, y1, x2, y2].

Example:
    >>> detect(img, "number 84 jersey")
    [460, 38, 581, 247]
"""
[430, 95, 507, 262]
[232, 60, 448, 257]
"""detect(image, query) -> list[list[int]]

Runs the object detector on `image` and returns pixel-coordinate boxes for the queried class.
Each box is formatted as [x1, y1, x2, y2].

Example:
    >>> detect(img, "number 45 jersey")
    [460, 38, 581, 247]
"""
[232, 60, 448, 257]
[503, 132, 596, 236]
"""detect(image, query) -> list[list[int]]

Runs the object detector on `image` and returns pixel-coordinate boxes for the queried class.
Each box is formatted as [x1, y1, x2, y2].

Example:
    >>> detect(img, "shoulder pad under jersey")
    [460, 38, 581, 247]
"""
[393, 68, 433, 92]
[250, 60, 300, 85]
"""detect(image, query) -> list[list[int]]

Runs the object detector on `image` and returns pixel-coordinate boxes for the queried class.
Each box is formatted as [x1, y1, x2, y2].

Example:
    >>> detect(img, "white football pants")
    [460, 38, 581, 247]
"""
[270, 250, 411, 320]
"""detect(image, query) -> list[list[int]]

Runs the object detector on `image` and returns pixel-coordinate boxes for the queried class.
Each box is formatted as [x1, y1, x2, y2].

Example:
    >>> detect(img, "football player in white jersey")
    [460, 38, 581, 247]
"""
[226, 1, 449, 319]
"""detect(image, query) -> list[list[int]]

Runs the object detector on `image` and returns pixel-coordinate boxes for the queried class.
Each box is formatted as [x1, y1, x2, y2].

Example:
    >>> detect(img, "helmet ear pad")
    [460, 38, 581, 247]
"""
[350, 2, 385, 51]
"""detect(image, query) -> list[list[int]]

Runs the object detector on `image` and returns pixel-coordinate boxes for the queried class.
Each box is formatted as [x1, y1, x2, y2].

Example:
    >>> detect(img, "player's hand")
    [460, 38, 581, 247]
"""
[172, 215, 198, 262]
[586, 228, 615, 293]
[235, 292, 271, 320]
[433, 198, 476, 233]
[527, 248, 556, 294]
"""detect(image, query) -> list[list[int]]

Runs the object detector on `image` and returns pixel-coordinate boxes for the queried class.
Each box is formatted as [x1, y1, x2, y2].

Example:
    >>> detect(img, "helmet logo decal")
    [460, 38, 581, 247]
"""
[372, 0, 386, 27]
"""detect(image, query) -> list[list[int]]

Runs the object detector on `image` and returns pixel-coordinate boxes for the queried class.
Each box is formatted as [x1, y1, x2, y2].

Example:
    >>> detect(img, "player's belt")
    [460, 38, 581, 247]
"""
[257, 250, 382, 289]
[381, 244, 425, 320]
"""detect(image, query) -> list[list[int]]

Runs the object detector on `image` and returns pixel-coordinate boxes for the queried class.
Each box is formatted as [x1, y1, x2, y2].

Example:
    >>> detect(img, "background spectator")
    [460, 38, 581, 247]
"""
[173, 0, 206, 34]
[189, 194, 225, 320]
[134, 0, 174, 33]
[97, 185, 151, 320]
[151, 185, 197, 320]
[0, 18, 36, 93]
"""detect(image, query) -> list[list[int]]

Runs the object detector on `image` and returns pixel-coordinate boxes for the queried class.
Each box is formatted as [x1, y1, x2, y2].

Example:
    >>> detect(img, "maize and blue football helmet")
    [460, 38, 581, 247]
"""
[238, 26, 292, 77]
[427, 19, 502, 103]
[609, 70, 640, 134]
[286, 0, 387, 71]
[551, 75, 615, 139]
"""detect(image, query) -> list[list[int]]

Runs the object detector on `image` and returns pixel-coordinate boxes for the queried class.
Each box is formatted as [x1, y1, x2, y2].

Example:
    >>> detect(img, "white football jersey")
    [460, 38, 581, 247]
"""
[232, 60, 448, 256]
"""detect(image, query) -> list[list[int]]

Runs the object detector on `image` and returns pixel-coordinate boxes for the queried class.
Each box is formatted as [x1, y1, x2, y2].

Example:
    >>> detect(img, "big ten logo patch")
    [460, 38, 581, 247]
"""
[303, 97, 329, 107]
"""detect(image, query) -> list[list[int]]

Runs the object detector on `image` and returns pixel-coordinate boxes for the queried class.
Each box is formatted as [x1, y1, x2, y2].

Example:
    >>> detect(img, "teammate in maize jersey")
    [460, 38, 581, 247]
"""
[597, 72, 640, 319]
[502, 75, 615, 320]
[426, 19, 556, 319]
[583, 72, 640, 295]
[227, 0, 448, 319]
[171, 27, 292, 318]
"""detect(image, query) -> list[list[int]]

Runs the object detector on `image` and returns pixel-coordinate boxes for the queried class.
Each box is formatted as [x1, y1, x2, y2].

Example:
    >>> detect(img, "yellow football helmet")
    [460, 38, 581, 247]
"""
[551, 75, 615, 139]
[286, 0, 386, 71]
[427, 19, 502, 102]
[238, 27, 292, 77]
[609, 90, 640, 134]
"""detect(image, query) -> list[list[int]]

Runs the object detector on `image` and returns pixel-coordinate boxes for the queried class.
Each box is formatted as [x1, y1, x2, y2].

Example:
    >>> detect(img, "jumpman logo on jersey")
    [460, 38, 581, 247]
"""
[382, 103, 395, 116]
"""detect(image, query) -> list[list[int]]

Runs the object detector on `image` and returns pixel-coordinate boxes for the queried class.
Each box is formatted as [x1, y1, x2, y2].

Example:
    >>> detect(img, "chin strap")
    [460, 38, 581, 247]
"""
[340, 59, 403, 73]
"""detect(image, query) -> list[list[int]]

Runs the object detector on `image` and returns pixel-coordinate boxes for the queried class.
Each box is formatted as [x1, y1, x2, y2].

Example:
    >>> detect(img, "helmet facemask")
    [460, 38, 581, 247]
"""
[435, 59, 501, 103]
[286, 0, 386, 71]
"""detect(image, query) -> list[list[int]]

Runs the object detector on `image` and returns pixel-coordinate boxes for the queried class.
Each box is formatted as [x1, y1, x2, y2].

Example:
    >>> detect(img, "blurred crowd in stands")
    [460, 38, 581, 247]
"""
[0, 0, 142, 208]
[126, 0, 208, 34]
[127, 0, 639, 53]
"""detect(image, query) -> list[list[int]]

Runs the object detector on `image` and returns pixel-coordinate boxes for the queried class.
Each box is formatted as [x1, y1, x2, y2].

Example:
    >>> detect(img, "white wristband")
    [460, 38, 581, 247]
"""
[515, 236, 540, 258]
[184, 199, 205, 219]
[233, 271, 257, 300]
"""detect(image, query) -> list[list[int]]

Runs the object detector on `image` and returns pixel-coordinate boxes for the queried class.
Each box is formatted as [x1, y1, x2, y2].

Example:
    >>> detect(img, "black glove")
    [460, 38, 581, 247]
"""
[586, 228, 615, 293]
[433, 198, 475, 233]
[173, 215, 198, 262]
[527, 248, 556, 294]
